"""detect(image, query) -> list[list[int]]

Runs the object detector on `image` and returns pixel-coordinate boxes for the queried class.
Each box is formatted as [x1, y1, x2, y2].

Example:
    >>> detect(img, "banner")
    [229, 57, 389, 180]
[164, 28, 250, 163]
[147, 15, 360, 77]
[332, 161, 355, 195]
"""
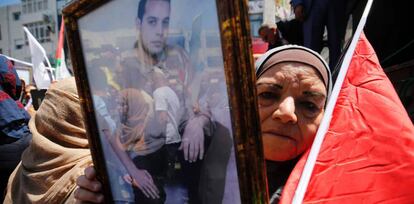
[23, 27, 53, 89]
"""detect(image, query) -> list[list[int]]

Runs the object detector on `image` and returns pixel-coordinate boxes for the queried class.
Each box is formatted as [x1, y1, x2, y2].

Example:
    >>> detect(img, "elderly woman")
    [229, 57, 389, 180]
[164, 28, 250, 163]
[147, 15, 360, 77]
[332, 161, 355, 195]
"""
[256, 45, 331, 203]
[74, 45, 332, 203]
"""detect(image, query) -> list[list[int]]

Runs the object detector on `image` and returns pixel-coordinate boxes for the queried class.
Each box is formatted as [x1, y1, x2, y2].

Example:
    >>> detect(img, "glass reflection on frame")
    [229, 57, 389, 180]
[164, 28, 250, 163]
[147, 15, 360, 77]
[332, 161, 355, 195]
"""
[76, 0, 241, 203]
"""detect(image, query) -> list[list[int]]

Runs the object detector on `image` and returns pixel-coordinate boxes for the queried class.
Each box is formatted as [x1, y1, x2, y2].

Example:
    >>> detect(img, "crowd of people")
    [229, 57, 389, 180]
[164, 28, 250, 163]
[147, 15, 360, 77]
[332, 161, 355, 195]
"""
[259, 0, 352, 71]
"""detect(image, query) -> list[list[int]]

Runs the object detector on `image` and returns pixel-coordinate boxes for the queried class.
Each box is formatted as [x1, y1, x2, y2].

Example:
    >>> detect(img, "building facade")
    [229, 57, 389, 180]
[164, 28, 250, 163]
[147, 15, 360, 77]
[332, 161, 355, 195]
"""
[0, 0, 67, 65]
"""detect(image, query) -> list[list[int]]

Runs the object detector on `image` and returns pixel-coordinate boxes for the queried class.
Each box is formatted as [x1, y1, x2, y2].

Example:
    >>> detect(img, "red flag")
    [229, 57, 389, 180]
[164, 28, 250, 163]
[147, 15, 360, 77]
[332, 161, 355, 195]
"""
[55, 16, 71, 80]
[280, 33, 414, 203]
[56, 16, 65, 60]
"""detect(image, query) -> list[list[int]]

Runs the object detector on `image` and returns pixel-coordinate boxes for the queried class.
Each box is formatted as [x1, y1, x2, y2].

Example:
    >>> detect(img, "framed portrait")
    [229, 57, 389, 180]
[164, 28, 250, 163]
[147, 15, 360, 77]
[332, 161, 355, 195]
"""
[63, 0, 267, 203]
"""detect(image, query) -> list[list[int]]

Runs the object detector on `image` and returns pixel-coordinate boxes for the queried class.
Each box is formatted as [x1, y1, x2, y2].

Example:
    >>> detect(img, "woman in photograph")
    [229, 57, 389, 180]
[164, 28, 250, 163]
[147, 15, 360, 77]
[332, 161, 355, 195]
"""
[110, 56, 176, 203]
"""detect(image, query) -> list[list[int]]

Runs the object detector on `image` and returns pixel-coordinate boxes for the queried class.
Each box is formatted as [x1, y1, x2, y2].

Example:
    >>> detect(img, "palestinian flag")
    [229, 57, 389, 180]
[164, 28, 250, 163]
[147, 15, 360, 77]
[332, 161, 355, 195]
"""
[280, 0, 414, 203]
[55, 16, 71, 80]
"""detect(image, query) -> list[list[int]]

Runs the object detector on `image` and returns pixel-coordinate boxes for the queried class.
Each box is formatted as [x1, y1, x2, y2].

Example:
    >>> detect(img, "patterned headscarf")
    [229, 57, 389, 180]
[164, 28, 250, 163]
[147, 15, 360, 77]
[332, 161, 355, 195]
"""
[0, 55, 22, 100]
[0, 56, 30, 139]
[255, 45, 332, 99]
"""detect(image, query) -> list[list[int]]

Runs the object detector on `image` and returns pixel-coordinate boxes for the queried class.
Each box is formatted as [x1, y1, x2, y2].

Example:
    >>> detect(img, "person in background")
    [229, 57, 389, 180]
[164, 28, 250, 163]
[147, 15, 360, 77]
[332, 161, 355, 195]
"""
[21, 83, 37, 117]
[18, 79, 26, 104]
[291, 0, 347, 69]
[255, 45, 331, 203]
[3, 77, 93, 204]
[276, 19, 304, 46]
[0, 56, 32, 202]
[258, 23, 289, 51]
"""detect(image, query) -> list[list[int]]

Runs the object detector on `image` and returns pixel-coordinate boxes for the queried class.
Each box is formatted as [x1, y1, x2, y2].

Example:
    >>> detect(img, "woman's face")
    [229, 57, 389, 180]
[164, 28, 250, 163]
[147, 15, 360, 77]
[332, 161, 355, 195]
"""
[256, 62, 327, 161]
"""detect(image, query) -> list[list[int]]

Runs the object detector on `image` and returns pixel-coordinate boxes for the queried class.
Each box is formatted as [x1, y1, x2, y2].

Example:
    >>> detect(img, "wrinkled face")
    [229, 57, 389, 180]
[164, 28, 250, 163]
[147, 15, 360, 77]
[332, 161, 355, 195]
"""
[256, 62, 327, 161]
[137, 0, 170, 56]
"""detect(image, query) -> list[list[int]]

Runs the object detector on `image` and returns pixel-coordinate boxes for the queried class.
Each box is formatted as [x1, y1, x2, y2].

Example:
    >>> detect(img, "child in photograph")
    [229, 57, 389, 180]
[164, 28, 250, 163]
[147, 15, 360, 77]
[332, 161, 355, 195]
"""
[151, 67, 182, 146]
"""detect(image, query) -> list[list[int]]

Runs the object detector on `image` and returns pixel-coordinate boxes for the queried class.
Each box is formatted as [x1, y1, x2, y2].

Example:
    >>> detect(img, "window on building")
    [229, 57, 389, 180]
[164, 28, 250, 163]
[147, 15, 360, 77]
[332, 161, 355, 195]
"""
[0, 24, 2, 41]
[15, 39, 24, 50]
[13, 12, 21, 21]
[249, 14, 263, 37]
[33, 1, 37, 12]
[24, 22, 51, 43]
[22, 4, 27, 13]
[27, 1, 32, 13]
[34, 26, 39, 39]
[39, 27, 44, 39]
[43, 0, 48, 9]
[38, 0, 43, 10]
[0, 48, 3, 54]
[22, 0, 48, 14]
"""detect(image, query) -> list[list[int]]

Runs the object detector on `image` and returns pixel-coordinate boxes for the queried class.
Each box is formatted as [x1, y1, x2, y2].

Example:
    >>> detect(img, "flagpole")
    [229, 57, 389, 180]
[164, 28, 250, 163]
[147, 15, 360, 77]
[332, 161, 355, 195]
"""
[0, 54, 33, 67]
[55, 16, 65, 79]
[46, 56, 55, 81]
[291, 0, 374, 203]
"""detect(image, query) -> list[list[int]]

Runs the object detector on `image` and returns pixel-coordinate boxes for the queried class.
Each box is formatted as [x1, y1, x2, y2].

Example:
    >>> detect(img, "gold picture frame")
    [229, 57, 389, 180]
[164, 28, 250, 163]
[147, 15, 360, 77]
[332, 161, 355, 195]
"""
[63, 0, 267, 203]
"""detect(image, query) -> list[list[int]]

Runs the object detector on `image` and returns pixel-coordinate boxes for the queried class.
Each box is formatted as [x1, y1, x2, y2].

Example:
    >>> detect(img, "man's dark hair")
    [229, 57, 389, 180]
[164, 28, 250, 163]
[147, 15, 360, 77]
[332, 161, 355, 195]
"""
[137, 0, 171, 21]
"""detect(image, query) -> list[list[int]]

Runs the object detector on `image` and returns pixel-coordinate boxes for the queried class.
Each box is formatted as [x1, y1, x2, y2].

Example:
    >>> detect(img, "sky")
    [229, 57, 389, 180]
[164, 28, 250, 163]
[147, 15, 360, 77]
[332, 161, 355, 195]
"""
[0, 0, 20, 7]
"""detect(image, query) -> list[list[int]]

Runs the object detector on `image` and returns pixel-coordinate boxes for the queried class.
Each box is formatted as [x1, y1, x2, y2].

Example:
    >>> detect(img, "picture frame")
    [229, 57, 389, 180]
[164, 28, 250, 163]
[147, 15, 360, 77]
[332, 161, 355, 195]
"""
[63, 0, 267, 203]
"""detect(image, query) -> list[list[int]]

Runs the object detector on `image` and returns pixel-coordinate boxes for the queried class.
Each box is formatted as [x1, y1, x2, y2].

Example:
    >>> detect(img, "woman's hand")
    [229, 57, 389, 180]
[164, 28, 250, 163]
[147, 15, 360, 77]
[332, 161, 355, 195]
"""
[125, 168, 160, 199]
[74, 166, 104, 203]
